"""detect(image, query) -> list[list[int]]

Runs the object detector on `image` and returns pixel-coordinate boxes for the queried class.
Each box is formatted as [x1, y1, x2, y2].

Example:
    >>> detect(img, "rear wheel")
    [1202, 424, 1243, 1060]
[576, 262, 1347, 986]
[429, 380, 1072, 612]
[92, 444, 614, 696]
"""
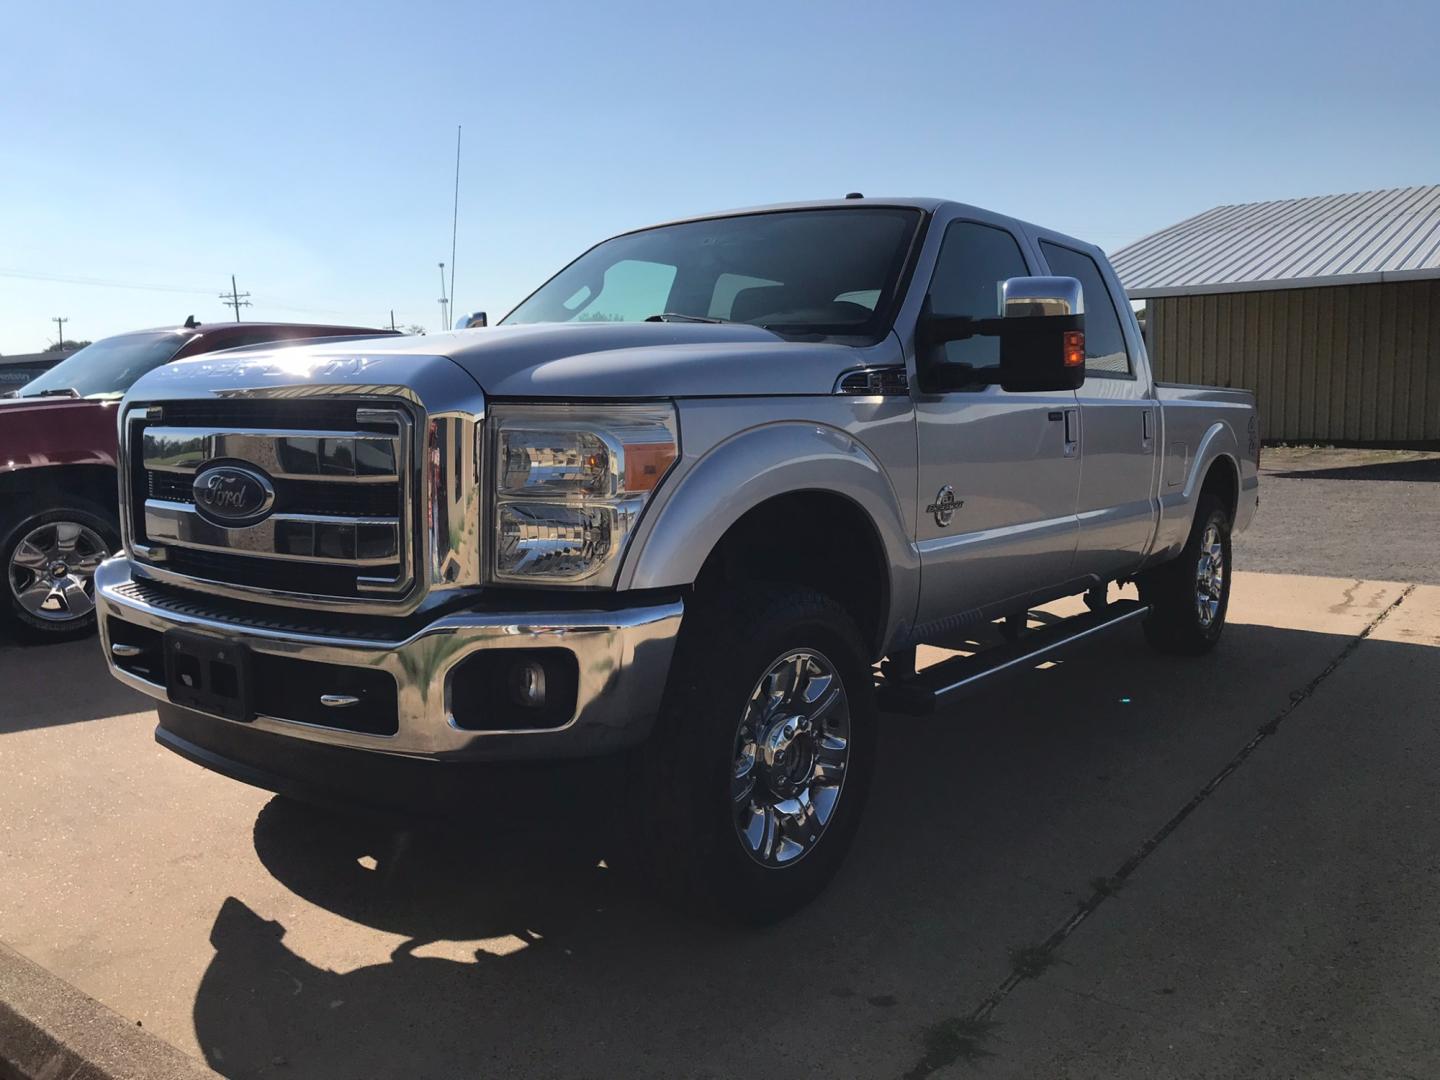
[1140, 493, 1231, 655]
[2, 503, 117, 642]
[628, 585, 877, 923]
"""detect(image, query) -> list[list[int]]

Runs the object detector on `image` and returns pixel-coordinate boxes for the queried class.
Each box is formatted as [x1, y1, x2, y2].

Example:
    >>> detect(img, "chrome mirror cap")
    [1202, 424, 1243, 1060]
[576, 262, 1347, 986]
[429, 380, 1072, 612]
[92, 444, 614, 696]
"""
[1001, 276, 1084, 318]
[454, 311, 489, 329]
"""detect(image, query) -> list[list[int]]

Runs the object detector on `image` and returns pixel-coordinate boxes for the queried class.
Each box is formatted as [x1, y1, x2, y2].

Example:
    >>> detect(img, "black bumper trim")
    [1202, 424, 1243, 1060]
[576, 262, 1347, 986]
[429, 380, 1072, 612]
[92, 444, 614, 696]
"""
[154, 702, 623, 823]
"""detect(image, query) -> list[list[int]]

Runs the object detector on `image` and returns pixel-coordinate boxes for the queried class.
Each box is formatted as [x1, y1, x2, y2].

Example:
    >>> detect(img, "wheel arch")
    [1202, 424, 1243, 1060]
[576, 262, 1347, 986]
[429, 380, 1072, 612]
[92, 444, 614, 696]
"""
[1150, 420, 1243, 561]
[619, 422, 919, 659]
[1198, 452, 1240, 523]
[0, 464, 121, 524]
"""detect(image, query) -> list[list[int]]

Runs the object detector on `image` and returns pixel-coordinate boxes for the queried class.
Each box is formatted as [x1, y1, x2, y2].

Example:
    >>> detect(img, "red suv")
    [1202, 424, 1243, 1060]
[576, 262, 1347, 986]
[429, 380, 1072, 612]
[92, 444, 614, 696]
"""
[0, 319, 396, 641]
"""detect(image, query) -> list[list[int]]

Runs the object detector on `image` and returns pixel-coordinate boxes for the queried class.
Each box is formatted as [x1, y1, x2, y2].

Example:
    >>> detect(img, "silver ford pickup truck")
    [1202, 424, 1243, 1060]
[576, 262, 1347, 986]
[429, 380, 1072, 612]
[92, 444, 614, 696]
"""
[96, 198, 1258, 921]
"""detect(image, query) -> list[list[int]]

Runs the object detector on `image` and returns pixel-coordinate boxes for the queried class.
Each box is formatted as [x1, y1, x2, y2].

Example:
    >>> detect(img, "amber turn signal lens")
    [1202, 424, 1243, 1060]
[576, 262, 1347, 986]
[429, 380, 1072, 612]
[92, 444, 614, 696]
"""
[1063, 330, 1086, 368]
[623, 441, 678, 492]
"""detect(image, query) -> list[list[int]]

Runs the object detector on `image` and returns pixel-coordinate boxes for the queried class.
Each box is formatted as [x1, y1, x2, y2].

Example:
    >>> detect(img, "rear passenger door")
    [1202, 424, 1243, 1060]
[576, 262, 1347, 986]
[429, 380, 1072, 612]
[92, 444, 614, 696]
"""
[1038, 240, 1159, 581]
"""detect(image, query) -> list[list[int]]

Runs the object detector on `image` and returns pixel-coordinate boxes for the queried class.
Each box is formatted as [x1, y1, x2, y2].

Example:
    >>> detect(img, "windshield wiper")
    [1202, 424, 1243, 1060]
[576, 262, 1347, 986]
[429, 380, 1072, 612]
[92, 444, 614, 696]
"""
[30, 387, 80, 398]
[645, 312, 732, 325]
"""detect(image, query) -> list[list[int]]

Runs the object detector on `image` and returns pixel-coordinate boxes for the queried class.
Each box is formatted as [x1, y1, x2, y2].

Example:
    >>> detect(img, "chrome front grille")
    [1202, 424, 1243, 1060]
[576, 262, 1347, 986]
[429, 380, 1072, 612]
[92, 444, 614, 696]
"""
[123, 399, 418, 607]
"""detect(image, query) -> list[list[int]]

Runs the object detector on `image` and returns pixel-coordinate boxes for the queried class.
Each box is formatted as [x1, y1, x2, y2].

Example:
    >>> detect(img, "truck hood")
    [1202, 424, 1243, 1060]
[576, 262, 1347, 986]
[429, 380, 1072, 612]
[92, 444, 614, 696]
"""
[143, 322, 896, 399]
[0, 395, 108, 413]
[0, 397, 120, 469]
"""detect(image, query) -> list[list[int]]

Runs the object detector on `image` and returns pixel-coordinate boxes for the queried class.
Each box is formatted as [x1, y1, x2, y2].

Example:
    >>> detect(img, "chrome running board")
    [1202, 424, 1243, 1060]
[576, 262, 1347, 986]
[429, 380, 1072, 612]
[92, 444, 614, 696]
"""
[877, 600, 1151, 716]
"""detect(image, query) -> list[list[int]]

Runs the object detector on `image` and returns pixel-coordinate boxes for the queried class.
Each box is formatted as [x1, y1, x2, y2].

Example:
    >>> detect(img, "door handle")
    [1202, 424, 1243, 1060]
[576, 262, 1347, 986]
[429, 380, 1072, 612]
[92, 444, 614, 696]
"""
[1141, 408, 1155, 450]
[1063, 408, 1079, 457]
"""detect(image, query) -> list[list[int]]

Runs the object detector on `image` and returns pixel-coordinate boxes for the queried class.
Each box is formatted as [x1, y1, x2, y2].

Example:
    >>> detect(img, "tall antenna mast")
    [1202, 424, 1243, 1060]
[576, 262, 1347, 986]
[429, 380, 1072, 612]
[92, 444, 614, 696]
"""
[437, 262, 448, 329]
[448, 125, 462, 325]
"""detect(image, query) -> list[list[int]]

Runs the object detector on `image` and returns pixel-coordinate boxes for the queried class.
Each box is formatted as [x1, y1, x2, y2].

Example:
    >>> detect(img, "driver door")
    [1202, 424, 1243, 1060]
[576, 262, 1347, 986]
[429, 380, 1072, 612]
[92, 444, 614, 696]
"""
[912, 219, 1082, 634]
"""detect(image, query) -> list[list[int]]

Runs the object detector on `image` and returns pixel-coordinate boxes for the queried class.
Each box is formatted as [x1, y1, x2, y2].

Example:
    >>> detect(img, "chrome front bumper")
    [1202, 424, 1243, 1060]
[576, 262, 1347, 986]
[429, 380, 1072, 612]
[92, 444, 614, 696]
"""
[95, 557, 683, 762]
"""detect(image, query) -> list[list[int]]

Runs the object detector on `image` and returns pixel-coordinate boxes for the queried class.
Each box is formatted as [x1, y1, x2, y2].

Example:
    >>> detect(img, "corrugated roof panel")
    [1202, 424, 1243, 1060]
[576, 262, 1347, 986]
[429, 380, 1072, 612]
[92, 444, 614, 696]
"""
[1113, 185, 1440, 297]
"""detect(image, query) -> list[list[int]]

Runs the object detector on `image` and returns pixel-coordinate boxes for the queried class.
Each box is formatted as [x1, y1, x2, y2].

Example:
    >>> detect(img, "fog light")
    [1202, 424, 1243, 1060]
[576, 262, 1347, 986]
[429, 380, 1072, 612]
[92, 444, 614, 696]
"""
[510, 660, 547, 707]
[449, 648, 578, 731]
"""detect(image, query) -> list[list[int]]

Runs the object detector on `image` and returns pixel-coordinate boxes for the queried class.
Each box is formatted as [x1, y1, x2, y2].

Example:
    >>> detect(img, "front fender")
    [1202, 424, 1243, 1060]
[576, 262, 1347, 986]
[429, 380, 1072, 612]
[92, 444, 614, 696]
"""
[618, 417, 919, 652]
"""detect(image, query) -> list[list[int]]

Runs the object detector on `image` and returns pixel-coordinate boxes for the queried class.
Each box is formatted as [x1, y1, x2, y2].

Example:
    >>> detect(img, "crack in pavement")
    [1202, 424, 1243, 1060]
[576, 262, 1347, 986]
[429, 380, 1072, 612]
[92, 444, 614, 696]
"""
[901, 585, 1417, 1079]
[1045, 984, 1431, 1080]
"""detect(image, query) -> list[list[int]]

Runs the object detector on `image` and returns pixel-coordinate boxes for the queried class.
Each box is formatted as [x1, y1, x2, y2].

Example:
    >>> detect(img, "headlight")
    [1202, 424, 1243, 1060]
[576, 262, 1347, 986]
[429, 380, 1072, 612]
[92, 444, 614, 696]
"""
[490, 404, 678, 585]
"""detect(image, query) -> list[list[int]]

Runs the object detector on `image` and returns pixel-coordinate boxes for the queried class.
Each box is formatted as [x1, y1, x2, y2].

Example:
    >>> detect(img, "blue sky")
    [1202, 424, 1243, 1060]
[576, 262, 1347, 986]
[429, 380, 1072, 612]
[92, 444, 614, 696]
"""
[3, 0, 1438, 355]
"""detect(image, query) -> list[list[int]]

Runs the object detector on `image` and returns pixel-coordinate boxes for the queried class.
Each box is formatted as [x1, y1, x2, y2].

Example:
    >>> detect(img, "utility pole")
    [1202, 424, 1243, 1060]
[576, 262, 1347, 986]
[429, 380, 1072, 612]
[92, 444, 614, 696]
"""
[219, 274, 252, 322]
[389, 309, 397, 332]
[52, 316, 68, 350]
[437, 262, 448, 329]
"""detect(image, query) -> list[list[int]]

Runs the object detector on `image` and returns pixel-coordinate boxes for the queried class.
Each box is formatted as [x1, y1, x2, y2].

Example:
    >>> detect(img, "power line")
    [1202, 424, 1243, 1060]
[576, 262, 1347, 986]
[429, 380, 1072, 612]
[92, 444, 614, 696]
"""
[4, 267, 368, 321]
[1, 268, 211, 295]
[219, 274, 252, 322]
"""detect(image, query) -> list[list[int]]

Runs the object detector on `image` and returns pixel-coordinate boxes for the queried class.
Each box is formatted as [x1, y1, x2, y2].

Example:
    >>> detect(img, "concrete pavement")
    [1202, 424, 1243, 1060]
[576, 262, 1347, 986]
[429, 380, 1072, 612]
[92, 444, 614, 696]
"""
[2, 571, 1436, 1078]
[927, 583, 1440, 1079]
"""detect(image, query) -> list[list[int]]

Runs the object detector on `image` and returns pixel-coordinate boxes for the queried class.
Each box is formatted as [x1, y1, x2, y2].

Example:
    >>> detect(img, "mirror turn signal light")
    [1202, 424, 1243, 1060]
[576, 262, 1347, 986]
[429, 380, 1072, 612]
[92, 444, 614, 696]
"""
[1063, 330, 1086, 368]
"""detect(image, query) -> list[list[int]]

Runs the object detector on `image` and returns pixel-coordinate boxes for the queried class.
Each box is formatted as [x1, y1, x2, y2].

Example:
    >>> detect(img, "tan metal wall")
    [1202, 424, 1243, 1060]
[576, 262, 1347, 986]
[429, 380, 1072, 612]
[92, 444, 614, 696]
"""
[1146, 280, 1440, 445]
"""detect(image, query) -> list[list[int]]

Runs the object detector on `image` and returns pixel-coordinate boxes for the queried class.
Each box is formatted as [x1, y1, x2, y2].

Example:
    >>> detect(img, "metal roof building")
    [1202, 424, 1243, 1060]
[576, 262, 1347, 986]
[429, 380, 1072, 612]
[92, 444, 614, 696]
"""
[1112, 186, 1440, 446]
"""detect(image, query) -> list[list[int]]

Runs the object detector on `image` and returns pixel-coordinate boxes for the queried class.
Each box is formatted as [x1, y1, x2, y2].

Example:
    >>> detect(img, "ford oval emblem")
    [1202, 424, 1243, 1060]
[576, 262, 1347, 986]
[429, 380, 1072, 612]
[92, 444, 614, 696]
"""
[191, 464, 275, 526]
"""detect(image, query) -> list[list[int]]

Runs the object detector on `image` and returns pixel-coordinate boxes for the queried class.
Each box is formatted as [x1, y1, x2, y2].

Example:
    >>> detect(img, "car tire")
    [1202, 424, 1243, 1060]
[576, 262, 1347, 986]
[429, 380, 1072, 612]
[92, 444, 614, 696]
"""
[626, 584, 877, 924]
[1139, 493, 1232, 656]
[1, 501, 119, 643]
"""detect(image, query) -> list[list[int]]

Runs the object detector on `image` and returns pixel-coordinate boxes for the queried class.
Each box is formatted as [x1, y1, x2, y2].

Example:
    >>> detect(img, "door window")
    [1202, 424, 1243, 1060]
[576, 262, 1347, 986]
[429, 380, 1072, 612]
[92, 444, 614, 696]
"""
[925, 222, 1031, 390]
[1038, 242, 1132, 375]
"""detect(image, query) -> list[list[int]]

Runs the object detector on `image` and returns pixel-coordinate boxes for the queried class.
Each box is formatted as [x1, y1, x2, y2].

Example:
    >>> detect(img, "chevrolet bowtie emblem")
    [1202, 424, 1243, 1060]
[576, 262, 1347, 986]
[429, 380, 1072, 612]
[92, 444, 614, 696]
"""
[927, 486, 962, 528]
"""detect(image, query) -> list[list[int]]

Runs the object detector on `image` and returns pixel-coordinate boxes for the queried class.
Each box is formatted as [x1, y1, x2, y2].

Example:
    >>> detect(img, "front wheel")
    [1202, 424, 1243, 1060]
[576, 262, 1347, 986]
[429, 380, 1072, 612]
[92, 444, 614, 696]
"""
[2, 503, 118, 642]
[628, 585, 877, 924]
[1140, 493, 1232, 655]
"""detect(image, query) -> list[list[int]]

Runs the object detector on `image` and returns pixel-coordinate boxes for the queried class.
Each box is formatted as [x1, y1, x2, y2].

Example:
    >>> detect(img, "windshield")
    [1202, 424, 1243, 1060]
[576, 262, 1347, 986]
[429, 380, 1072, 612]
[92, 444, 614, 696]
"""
[502, 207, 922, 339]
[18, 331, 188, 399]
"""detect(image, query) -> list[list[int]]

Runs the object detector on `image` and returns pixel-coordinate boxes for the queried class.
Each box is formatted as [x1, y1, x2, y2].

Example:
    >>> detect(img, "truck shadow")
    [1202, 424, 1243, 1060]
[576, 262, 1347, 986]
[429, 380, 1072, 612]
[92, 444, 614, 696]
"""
[1266, 456, 1440, 483]
[189, 617, 1440, 1079]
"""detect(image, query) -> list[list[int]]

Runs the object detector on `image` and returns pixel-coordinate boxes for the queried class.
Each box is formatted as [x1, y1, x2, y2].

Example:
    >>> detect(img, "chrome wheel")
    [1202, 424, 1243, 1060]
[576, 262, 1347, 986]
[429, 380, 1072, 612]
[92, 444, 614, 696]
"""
[7, 521, 110, 623]
[732, 649, 851, 868]
[1194, 521, 1226, 628]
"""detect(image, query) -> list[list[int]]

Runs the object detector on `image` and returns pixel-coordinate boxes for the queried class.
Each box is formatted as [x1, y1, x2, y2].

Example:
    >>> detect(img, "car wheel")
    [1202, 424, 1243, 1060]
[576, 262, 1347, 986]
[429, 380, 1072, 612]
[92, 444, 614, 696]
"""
[1, 503, 118, 642]
[1140, 493, 1232, 655]
[628, 584, 877, 924]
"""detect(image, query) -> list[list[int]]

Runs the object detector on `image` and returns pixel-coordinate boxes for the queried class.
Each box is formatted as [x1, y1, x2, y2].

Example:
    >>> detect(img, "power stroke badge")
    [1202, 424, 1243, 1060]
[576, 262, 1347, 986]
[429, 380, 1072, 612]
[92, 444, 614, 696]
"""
[927, 485, 963, 528]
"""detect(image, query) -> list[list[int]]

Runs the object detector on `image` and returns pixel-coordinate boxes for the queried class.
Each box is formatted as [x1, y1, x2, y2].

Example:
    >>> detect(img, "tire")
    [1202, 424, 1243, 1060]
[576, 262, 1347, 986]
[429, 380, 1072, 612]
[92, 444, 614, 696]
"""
[1139, 493, 1231, 655]
[626, 584, 878, 924]
[1, 501, 119, 642]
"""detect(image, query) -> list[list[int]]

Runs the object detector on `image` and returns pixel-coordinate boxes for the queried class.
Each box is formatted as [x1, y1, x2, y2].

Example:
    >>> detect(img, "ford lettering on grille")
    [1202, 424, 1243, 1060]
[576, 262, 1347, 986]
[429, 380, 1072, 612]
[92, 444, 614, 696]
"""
[191, 465, 275, 526]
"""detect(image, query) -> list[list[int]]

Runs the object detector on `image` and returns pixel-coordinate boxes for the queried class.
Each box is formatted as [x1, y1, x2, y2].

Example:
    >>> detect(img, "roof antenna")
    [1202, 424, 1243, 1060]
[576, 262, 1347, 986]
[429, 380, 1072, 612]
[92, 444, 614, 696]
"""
[448, 125, 462, 327]
[844, 192, 864, 199]
[183, 315, 199, 329]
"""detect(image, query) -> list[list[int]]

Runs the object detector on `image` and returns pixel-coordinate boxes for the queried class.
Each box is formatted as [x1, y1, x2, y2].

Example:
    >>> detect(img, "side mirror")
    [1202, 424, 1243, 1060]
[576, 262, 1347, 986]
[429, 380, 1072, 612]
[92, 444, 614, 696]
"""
[454, 311, 488, 329]
[917, 276, 1086, 393]
[996, 276, 1085, 392]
